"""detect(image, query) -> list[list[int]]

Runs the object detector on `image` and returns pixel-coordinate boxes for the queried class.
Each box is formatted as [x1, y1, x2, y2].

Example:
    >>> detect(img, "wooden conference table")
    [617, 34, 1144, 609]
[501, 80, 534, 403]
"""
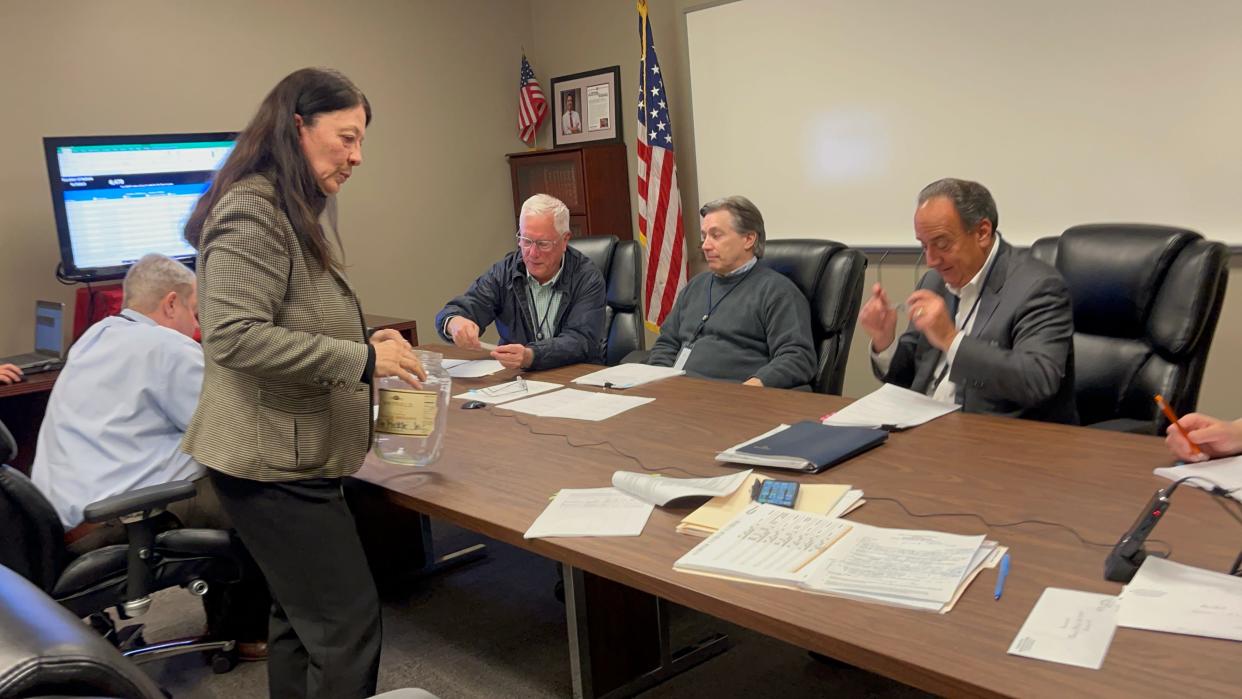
[351, 350, 1241, 698]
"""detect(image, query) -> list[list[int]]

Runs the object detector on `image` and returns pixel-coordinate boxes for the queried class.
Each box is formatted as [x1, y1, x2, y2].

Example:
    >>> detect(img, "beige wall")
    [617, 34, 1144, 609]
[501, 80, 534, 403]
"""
[529, 0, 705, 276]
[0, 0, 531, 355]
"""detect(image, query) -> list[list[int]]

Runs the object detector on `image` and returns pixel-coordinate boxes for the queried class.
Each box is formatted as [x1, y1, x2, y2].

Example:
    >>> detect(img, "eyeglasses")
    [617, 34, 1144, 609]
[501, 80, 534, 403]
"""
[476, 376, 528, 397]
[516, 233, 562, 252]
[875, 249, 926, 313]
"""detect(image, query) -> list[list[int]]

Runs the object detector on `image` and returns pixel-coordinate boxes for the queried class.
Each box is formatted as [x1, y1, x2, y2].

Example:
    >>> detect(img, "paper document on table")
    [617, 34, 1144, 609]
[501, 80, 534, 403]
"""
[674, 504, 852, 584]
[824, 489, 864, 519]
[1117, 556, 1242, 641]
[1153, 455, 1242, 501]
[523, 487, 654, 539]
[802, 523, 985, 606]
[502, 388, 654, 421]
[454, 380, 562, 405]
[1008, 588, 1118, 670]
[445, 359, 506, 378]
[676, 473, 852, 537]
[478, 341, 498, 351]
[573, 364, 684, 388]
[822, 383, 959, 430]
[611, 469, 752, 506]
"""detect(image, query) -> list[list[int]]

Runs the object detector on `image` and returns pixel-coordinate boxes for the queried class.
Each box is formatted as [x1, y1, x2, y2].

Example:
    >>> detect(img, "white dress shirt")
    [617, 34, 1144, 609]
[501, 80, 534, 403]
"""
[873, 238, 1001, 404]
[31, 309, 205, 528]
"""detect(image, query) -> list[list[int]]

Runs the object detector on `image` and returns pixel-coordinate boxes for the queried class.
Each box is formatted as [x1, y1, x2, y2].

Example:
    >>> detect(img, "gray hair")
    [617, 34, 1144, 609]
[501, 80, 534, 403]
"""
[699, 195, 766, 258]
[520, 194, 571, 236]
[123, 253, 196, 311]
[917, 178, 999, 234]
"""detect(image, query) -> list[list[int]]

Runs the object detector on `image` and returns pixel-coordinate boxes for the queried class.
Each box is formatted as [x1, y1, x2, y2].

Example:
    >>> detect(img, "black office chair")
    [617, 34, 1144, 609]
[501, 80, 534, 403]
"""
[761, 240, 867, 395]
[568, 235, 644, 365]
[0, 562, 166, 699]
[0, 562, 443, 699]
[1030, 224, 1227, 434]
[0, 437, 243, 671]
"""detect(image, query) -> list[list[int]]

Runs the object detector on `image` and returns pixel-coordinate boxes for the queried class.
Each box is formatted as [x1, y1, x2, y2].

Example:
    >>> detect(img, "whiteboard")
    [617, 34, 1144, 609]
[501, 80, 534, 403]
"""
[685, 0, 1242, 247]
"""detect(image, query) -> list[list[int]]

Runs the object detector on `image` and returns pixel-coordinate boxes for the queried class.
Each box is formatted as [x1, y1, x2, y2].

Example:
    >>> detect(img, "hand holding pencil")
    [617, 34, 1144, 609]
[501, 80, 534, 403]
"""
[1162, 406, 1242, 462]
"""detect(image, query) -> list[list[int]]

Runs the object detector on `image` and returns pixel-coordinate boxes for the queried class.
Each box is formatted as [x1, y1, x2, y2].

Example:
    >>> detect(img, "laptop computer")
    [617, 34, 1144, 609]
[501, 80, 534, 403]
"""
[0, 301, 66, 374]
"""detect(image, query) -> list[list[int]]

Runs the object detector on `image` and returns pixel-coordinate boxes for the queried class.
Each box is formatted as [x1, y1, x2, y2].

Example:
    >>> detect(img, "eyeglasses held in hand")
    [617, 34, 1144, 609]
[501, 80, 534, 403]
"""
[516, 234, 560, 252]
[477, 376, 528, 397]
[876, 249, 926, 313]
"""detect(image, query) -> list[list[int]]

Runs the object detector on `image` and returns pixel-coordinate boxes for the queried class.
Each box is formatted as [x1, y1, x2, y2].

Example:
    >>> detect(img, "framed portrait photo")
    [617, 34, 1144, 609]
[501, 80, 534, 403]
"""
[550, 65, 622, 148]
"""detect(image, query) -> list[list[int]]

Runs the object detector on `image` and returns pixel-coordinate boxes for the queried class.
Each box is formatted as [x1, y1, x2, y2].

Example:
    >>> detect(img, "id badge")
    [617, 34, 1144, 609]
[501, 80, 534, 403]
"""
[673, 344, 693, 371]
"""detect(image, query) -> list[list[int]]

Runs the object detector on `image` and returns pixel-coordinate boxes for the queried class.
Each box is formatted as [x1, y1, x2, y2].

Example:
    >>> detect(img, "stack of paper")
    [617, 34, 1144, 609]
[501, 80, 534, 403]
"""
[822, 383, 960, 430]
[610, 469, 753, 506]
[675, 504, 854, 585]
[502, 388, 654, 421]
[676, 472, 861, 538]
[1153, 456, 1242, 501]
[801, 523, 1003, 612]
[1117, 556, 1242, 641]
[524, 487, 654, 539]
[675, 506, 1004, 613]
[572, 364, 684, 388]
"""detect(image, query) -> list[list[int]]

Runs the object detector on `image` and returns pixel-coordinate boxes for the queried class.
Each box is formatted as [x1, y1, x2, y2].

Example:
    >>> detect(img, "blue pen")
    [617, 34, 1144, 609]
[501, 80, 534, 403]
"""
[994, 553, 1011, 600]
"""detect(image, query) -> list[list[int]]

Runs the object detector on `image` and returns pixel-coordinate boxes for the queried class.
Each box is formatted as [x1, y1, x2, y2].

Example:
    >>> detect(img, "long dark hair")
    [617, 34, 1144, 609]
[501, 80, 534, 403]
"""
[184, 67, 371, 273]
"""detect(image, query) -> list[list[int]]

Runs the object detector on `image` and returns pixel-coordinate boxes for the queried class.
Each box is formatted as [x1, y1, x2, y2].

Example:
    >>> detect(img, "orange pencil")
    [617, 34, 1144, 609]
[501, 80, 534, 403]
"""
[1155, 394, 1202, 457]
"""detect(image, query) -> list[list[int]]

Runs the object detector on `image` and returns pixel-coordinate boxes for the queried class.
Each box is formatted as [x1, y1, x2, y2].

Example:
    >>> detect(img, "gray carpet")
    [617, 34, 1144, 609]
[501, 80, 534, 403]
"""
[133, 522, 933, 698]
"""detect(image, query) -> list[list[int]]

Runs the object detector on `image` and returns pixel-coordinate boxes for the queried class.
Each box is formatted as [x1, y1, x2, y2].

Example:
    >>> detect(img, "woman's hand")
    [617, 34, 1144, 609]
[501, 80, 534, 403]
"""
[372, 336, 426, 388]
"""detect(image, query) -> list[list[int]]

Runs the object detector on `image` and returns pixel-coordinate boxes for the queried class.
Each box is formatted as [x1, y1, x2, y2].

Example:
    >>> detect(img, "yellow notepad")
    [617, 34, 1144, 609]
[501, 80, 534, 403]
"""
[677, 474, 851, 537]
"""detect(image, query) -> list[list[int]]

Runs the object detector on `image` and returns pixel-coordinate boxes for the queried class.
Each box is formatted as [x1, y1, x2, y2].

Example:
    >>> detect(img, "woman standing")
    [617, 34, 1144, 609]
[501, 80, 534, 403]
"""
[183, 67, 424, 698]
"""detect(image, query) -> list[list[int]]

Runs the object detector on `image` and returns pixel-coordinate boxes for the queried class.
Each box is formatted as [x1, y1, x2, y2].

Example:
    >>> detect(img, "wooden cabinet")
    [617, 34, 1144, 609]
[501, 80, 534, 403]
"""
[506, 143, 633, 240]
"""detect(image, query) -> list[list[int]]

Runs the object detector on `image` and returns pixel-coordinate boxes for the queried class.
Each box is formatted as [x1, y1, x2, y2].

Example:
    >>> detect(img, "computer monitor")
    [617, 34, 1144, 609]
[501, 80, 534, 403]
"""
[43, 132, 237, 281]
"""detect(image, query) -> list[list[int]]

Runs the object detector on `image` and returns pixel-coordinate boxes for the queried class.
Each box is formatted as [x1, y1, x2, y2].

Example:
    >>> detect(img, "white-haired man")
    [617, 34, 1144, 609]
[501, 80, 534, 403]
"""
[436, 193, 606, 370]
[31, 253, 267, 655]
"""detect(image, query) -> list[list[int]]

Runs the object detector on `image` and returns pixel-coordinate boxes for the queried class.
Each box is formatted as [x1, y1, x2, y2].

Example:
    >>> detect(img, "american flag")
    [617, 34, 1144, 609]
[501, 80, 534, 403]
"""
[517, 54, 547, 145]
[636, 0, 686, 331]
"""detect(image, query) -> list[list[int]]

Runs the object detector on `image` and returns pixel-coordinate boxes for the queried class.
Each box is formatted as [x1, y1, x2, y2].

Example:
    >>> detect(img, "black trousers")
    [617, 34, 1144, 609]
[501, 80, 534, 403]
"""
[209, 470, 381, 699]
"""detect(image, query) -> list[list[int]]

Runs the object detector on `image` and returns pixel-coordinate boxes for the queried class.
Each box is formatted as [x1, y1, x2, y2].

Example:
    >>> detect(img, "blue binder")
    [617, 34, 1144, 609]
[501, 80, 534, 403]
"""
[736, 420, 887, 473]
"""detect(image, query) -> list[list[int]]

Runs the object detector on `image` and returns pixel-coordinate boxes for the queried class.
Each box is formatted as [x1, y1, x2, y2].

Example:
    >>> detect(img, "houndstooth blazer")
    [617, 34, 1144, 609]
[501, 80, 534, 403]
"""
[182, 174, 372, 481]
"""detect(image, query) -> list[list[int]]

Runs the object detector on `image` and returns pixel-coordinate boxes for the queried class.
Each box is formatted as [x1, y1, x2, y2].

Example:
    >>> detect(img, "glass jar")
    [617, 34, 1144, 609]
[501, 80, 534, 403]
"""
[372, 350, 451, 466]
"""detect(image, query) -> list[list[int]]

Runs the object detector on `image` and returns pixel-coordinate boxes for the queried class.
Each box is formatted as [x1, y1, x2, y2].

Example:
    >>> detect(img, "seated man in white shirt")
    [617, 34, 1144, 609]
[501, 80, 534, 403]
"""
[858, 178, 1077, 424]
[30, 253, 267, 654]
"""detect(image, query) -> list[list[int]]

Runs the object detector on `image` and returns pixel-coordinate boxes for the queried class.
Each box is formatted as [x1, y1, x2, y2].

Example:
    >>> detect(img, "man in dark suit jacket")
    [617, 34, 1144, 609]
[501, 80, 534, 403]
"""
[859, 178, 1078, 424]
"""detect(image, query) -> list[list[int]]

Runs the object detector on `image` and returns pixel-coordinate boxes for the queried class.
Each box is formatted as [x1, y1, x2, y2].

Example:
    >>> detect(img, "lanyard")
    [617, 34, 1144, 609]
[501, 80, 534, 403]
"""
[528, 285, 555, 341]
[691, 267, 755, 343]
[931, 254, 999, 393]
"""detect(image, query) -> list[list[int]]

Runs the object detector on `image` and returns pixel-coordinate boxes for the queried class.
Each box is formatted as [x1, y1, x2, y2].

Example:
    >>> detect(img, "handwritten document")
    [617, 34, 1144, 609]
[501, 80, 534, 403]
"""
[675, 504, 853, 583]
[802, 523, 984, 605]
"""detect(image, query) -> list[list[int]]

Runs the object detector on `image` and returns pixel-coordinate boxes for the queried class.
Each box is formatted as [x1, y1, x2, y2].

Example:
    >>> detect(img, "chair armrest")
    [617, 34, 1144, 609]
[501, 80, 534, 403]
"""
[82, 480, 197, 524]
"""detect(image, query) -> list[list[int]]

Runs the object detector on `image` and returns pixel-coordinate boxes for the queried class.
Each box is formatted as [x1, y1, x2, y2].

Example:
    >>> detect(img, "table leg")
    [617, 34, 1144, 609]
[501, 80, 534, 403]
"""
[563, 565, 729, 699]
[345, 478, 486, 583]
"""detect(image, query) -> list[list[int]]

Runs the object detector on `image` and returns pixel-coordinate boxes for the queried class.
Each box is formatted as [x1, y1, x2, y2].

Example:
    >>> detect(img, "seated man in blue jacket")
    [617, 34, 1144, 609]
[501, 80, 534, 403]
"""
[436, 193, 606, 370]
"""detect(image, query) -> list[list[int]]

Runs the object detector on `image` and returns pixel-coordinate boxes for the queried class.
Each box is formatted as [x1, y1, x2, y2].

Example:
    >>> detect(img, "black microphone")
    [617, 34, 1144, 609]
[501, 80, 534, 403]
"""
[1104, 487, 1172, 583]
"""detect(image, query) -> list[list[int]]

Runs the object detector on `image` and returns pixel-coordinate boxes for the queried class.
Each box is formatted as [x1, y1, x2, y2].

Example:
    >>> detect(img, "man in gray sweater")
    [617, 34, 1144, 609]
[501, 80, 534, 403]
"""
[647, 196, 816, 388]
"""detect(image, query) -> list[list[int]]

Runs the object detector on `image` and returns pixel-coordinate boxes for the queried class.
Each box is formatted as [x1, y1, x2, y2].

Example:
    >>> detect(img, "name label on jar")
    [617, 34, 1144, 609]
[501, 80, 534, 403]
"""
[376, 387, 438, 437]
